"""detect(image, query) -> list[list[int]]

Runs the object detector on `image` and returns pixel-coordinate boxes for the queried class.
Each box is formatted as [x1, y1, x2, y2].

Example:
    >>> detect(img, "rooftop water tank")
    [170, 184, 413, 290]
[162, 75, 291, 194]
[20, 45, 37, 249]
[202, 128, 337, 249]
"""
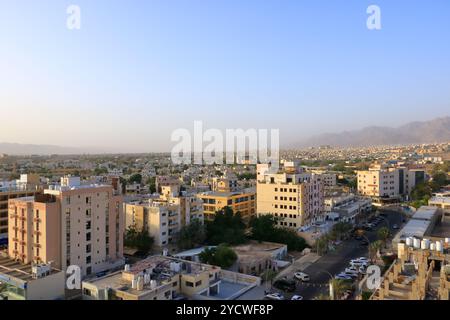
[413, 238, 421, 249]
[406, 237, 413, 246]
[436, 241, 443, 252]
[430, 243, 436, 251]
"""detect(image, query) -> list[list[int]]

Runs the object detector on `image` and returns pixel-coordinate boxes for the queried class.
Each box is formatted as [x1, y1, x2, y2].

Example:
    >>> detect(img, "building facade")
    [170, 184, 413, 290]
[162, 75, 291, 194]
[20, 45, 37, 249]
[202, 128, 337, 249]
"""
[256, 161, 325, 229]
[8, 176, 124, 278]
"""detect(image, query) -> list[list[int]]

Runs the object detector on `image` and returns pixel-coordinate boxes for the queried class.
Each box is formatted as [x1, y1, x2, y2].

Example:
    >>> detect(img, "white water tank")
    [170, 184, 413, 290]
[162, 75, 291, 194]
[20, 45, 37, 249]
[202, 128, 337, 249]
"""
[137, 276, 144, 291]
[406, 237, 413, 246]
[124, 264, 130, 272]
[436, 241, 443, 252]
[150, 280, 157, 289]
[413, 238, 421, 249]
[430, 243, 436, 251]
[131, 279, 138, 289]
[421, 239, 430, 250]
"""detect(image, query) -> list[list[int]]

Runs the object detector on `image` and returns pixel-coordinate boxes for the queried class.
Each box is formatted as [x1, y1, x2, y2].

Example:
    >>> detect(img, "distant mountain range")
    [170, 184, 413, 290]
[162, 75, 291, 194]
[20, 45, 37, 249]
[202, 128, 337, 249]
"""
[297, 116, 450, 148]
[1, 117, 449, 155]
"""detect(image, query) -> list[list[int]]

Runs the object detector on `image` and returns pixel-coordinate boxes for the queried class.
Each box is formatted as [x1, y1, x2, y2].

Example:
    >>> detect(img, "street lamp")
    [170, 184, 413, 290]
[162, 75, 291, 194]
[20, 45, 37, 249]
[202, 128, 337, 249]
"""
[318, 270, 334, 300]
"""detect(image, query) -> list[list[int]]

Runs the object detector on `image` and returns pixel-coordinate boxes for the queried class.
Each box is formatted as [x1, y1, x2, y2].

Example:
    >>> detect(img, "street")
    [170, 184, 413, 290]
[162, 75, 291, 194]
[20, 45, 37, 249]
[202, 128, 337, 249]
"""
[280, 209, 404, 300]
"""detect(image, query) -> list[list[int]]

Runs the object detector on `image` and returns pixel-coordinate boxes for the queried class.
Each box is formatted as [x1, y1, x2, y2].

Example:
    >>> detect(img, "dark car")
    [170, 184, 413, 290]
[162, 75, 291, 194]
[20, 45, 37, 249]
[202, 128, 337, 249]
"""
[273, 279, 296, 292]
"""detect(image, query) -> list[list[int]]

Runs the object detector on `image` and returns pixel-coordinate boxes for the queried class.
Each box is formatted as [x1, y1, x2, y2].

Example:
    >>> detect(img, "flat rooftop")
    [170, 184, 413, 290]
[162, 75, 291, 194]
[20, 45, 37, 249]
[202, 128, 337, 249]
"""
[0, 255, 60, 282]
[412, 206, 439, 221]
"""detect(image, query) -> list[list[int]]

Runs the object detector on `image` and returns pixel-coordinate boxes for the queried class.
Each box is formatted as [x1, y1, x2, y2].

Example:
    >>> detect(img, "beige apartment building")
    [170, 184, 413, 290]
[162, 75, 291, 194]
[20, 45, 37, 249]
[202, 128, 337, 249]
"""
[8, 176, 124, 278]
[82, 255, 261, 300]
[0, 174, 42, 242]
[125, 185, 204, 251]
[125, 199, 180, 249]
[197, 188, 256, 222]
[256, 161, 325, 229]
[357, 164, 425, 204]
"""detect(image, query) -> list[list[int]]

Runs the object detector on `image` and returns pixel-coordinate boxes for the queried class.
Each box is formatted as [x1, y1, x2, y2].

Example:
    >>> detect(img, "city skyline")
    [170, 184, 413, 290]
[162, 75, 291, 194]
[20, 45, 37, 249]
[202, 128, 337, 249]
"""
[1, 0, 450, 152]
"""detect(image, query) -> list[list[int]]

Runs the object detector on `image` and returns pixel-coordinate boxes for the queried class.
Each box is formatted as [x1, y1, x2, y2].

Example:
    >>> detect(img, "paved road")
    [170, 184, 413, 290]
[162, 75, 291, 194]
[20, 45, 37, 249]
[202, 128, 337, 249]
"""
[286, 209, 404, 300]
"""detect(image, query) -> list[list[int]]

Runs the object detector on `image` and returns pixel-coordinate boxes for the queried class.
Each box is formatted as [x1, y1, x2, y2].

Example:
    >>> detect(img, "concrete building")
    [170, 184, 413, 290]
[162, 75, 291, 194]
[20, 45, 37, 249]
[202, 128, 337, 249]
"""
[357, 164, 425, 204]
[256, 161, 325, 229]
[82, 255, 261, 300]
[0, 253, 65, 300]
[0, 174, 42, 244]
[197, 188, 256, 222]
[125, 199, 180, 250]
[8, 176, 124, 278]
[429, 191, 450, 213]
[125, 185, 204, 251]
[174, 241, 288, 276]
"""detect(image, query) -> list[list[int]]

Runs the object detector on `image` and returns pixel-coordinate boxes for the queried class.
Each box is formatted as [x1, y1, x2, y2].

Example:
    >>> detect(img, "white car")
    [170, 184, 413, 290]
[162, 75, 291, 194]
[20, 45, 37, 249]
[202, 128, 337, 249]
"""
[356, 257, 369, 262]
[265, 293, 285, 300]
[335, 273, 352, 280]
[294, 272, 310, 282]
[350, 260, 368, 267]
[291, 295, 303, 300]
[345, 267, 359, 274]
[343, 271, 358, 279]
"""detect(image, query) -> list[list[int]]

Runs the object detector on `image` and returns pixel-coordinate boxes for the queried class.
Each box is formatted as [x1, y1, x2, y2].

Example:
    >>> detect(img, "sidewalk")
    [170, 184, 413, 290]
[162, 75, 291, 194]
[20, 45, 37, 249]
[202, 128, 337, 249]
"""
[274, 252, 321, 281]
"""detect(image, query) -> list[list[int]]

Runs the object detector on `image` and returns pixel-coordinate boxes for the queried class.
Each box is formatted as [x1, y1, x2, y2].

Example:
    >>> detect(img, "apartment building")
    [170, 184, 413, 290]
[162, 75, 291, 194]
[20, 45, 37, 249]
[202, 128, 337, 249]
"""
[211, 172, 239, 192]
[8, 176, 124, 278]
[197, 188, 256, 222]
[125, 198, 181, 249]
[125, 185, 204, 250]
[82, 255, 261, 300]
[160, 185, 204, 226]
[0, 174, 42, 244]
[256, 161, 325, 229]
[357, 164, 425, 204]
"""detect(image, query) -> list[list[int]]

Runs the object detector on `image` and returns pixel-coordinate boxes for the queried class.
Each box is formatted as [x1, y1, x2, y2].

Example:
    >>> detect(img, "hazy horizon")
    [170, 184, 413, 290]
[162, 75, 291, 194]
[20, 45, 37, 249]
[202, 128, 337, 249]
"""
[2, 1, 450, 152]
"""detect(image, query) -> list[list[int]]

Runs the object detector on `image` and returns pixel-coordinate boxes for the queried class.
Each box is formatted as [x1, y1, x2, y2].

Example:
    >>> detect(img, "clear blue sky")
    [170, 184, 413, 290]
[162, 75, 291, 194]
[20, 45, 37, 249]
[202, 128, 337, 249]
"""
[1, 0, 449, 152]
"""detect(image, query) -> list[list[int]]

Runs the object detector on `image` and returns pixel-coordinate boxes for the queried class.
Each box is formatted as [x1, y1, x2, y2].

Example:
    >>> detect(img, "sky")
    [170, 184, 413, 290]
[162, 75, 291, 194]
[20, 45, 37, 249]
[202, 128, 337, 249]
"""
[0, 0, 450, 152]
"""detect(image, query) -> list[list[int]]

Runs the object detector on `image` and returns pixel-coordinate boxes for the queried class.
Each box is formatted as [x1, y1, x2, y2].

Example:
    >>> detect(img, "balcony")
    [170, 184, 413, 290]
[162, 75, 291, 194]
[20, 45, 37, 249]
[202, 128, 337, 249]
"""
[33, 230, 41, 236]
[34, 243, 41, 248]
[33, 217, 41, 223]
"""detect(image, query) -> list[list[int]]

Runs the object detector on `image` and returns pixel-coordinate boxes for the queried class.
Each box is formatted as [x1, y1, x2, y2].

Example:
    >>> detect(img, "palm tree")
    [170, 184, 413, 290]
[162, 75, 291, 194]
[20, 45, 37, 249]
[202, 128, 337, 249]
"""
[369, 240, 383, 262]
[262, 269, 278, 291]
[331, 279, 352, 300]
[377, 227, 390, 248]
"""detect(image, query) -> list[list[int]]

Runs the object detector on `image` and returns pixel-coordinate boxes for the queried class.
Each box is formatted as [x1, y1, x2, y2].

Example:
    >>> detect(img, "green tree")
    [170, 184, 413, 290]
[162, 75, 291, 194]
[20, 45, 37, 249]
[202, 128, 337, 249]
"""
[331, 279, 351, 300]
[128, 173, 142, 184]
[124, 226, 154, 254]
[146, 177, 157, 193]
[377, 227, 390, 247]
[206, 207, 247, 245]
[199, 244, 238, 269]
[369, 240, 383, 261]
[177, 219, 206, 250]
[249, 215, 307, 251]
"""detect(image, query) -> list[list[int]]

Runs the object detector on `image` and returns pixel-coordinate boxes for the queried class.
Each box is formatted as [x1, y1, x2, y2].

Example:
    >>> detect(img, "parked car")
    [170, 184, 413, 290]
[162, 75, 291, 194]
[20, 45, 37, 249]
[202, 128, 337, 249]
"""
[359, 266, 367, 275]
[291, 295, 304, 300]
[294, 272, 310, 282]
[350, 260, 368, 267]
[264, 293, 285, 300]
[335, 273, 353, 280]
[273, 279, 296, 292]
[345, 266, 359, 274]
[393, 224, 399, 229]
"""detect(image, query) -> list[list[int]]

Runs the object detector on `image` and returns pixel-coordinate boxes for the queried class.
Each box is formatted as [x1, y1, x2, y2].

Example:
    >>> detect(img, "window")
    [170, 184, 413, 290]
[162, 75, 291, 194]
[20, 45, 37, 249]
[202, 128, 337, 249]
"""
[195, 280, 202, 287]
[86, 256, 91, 264]
[86, 244, 91, 253]
[185, 281, 194, 287]
[86, 232, 91, 242]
